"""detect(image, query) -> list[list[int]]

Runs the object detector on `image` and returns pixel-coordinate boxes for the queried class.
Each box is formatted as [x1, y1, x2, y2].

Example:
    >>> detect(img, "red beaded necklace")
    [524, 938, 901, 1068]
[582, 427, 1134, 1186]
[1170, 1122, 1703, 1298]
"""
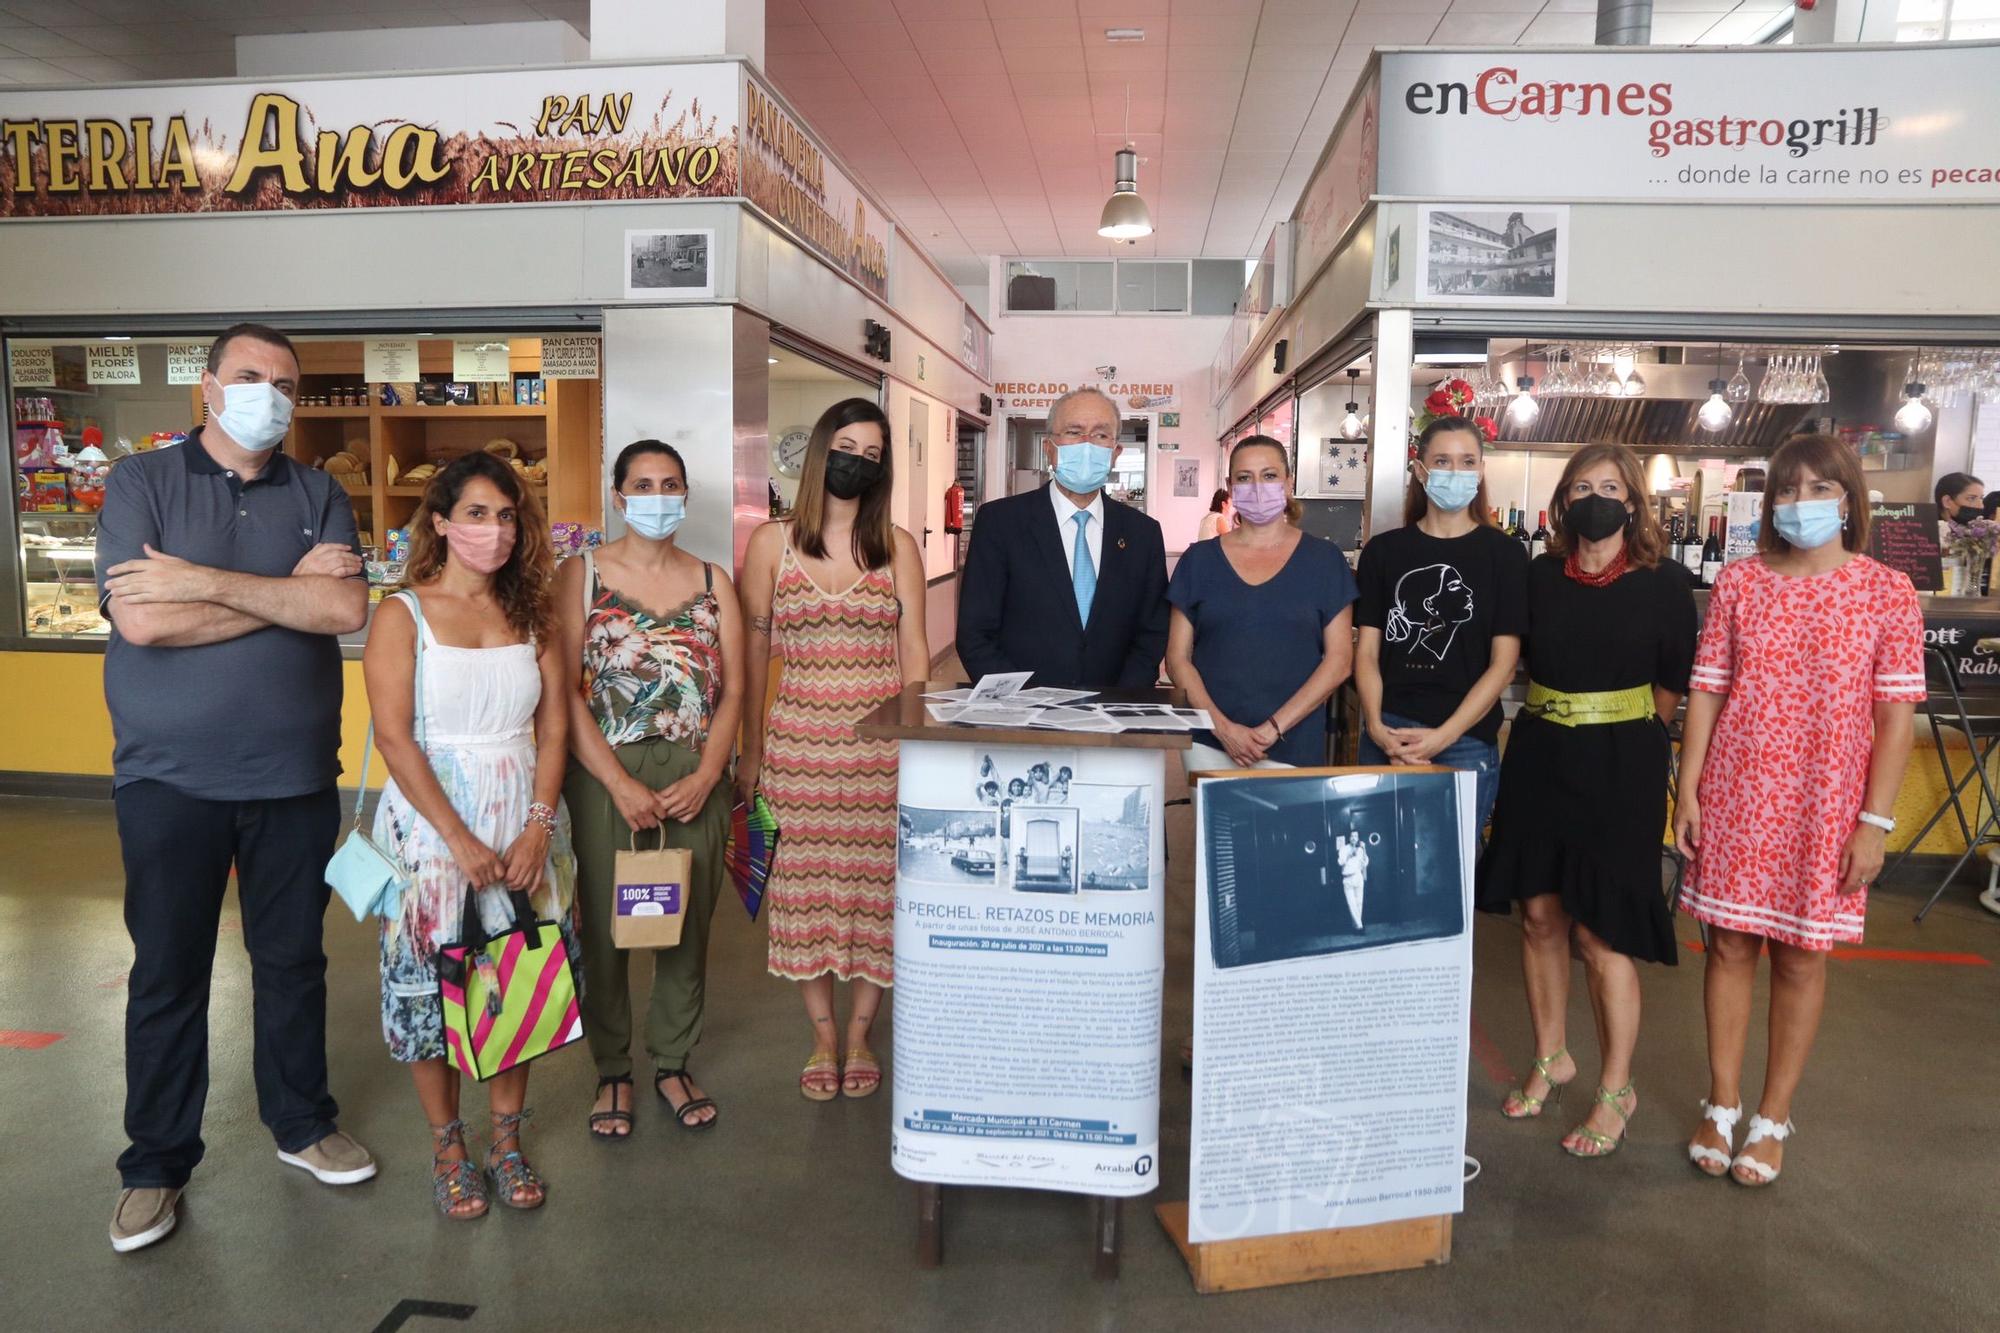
[1563, 545, 1629, 587]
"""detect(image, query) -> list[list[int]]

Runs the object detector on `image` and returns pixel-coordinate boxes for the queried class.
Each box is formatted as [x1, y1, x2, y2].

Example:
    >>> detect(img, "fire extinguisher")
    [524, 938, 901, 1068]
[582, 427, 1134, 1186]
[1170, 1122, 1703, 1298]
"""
[944, 480, 965, 535]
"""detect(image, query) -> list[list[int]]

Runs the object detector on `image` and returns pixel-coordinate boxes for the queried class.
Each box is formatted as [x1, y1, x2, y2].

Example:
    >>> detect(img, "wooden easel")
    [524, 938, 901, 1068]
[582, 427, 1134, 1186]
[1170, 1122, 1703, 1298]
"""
[1154, 1203, 1451, 1294]
[917, 1184, 1125, 1279]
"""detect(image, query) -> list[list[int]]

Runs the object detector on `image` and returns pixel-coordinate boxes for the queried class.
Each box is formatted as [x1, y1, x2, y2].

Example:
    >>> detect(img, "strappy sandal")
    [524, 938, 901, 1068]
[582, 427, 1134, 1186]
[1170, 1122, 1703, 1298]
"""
[655, 1068, 718, 1132]
[589, 1074, 634, 1142]
[486, 1110, 546, 1210]
[1501, 1048, 1572, 1119]
[1731, 1114, 1794, 1188]
[842, 1044, 882, 1099]
[801, 1051, 841, 1102]
[1688, 1100, 1742, 1177]
[430, 1119, 488, 1221]
[1564, 1083, 1636, 1159]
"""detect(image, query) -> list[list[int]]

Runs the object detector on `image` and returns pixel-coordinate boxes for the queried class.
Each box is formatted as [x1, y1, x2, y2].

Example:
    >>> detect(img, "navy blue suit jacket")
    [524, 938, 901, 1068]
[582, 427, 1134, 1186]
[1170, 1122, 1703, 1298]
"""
[955, 485, 1169, 690]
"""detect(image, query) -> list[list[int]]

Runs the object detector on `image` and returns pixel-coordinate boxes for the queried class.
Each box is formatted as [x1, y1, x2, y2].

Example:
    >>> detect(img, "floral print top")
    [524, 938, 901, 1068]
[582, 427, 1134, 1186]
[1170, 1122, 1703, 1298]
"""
[580, 554, 723, 751]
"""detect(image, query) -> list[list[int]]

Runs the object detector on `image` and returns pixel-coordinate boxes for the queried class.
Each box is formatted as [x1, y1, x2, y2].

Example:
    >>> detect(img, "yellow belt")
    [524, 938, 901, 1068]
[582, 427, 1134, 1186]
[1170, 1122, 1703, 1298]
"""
[1522, 681, 1655, 727]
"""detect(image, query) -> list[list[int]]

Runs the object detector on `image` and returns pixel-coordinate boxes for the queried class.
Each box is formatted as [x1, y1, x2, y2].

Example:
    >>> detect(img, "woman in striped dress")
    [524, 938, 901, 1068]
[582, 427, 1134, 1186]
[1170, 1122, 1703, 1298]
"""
[740, 398, 929, 1101]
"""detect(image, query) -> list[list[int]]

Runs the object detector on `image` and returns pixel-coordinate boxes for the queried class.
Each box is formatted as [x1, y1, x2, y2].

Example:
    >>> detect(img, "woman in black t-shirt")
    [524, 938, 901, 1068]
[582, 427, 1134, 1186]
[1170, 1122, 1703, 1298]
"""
[1355, 416, 1528, 831]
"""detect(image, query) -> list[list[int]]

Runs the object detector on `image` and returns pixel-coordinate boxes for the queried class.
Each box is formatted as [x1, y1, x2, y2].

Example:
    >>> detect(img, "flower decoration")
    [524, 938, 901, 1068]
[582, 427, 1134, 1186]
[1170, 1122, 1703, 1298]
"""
[1947, 518, 2000, 562]
[1409, 378, 1489, 458]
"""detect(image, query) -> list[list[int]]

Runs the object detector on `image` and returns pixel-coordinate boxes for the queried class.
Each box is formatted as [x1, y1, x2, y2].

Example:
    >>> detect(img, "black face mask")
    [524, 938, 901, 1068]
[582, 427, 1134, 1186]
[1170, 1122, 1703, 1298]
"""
[1564, 494, 1629, 543]
[823, 451, 882, 501]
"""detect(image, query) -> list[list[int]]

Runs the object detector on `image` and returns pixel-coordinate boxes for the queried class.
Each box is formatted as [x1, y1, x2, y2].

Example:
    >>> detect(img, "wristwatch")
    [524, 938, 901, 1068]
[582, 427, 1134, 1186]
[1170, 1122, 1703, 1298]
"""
[1856, 811, 1896, 833]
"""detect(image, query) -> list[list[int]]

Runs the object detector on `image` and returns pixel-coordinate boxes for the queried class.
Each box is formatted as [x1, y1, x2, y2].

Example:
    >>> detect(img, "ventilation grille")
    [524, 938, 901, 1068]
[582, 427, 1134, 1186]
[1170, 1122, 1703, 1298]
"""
[1494, 396, 1814, 452]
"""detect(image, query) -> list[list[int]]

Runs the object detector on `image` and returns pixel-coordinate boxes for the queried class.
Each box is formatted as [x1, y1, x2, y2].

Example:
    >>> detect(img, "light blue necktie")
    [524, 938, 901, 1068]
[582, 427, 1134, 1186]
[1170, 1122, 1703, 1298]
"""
[1071, 511, 1097, 625]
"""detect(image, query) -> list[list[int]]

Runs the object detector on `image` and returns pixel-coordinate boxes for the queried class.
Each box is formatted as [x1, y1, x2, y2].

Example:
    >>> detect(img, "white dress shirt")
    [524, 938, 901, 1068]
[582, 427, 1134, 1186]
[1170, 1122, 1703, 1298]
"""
[1050, 485, 1106, 578]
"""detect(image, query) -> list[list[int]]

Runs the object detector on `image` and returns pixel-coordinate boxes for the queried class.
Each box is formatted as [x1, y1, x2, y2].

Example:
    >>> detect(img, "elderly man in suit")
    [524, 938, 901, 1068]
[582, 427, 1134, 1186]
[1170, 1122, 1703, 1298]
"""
[957, 386, 1168, 689]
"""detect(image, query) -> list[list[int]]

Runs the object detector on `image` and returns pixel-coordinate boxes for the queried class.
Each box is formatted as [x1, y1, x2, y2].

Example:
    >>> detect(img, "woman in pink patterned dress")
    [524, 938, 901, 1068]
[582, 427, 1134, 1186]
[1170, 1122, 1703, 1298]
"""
[1674, 433, 1923, 1188]
[739, 399, 929, 1102]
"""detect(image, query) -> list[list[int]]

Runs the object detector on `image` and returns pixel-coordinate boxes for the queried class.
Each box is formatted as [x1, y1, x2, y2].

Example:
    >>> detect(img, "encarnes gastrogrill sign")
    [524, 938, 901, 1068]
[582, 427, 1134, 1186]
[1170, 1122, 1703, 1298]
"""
[0, 63, 742, 216]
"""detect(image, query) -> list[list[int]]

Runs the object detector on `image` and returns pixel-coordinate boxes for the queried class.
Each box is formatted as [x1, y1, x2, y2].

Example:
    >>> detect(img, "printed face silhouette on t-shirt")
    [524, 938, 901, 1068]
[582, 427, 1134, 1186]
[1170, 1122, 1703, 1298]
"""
[1384, 563, 1475, 662]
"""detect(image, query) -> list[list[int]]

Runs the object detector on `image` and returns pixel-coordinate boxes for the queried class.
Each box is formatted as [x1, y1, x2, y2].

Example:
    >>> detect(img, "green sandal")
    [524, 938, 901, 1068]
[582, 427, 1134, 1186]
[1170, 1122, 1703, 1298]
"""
[1565, 1084, 1636, 1159]
[1501, 1048, 1570, 1119]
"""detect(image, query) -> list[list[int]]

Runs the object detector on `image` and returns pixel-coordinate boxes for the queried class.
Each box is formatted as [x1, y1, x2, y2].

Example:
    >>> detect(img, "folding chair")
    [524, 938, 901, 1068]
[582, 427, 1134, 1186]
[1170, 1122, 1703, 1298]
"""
[1881, 646, 2000, 922]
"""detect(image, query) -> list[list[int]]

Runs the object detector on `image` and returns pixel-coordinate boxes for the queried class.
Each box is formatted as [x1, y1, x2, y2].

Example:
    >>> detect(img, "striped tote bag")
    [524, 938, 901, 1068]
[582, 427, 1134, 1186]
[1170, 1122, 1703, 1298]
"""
[438, 889, 583, 1082]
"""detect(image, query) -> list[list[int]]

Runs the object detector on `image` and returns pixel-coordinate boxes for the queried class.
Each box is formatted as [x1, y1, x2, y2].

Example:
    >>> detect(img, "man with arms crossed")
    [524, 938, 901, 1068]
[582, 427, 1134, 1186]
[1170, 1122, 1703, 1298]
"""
[97, 324, 374, 1253]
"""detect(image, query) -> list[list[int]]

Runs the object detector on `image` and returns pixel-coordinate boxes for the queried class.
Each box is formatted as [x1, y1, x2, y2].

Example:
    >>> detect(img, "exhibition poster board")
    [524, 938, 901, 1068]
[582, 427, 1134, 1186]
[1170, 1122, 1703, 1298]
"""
[1190, 768, 1476, 1242]
[890, 739, 1165, 1198]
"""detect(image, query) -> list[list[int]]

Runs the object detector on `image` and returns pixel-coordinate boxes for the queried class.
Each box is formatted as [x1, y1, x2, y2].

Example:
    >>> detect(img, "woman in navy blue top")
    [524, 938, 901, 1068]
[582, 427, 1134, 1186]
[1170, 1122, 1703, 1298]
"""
[1167, 435, 1358, 768]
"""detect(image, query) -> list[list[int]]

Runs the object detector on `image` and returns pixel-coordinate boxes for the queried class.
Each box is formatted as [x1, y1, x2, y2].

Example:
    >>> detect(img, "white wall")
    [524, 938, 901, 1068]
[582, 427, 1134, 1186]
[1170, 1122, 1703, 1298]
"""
[989, 313, 1232, 554]
[239, 21, 587, 75]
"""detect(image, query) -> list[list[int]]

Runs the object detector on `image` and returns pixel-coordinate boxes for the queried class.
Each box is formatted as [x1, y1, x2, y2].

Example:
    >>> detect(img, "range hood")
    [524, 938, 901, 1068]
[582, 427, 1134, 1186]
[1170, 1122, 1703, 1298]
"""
[1486, 360, 1812, 453]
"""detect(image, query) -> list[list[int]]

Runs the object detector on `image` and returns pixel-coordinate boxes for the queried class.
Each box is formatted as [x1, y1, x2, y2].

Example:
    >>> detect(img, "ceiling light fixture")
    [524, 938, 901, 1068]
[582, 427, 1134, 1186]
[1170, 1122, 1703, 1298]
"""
[1340, 368, 1365, 440]
[1698, 379, 1734, 432]
[1507, 375, 1540, 426]
[1104, 28, 1146, 43]
[1896, 370, 1934, 434]
[1098, 86, 1153, 241]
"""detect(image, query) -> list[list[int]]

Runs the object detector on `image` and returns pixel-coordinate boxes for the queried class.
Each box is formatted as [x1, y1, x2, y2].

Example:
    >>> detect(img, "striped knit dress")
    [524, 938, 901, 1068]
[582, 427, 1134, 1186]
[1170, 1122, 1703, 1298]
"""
[762, 538, 903, 986]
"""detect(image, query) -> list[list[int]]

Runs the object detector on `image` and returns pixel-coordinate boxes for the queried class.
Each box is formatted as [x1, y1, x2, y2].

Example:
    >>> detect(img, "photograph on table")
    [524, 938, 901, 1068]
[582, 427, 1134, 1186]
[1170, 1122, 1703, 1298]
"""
[1072, 783, 1149, 892]
[1203, 770, 1465, 968]
[1003, 805, 1080, 896]
[898, 806, 1002, 888]
[972, 748, 1077, 808]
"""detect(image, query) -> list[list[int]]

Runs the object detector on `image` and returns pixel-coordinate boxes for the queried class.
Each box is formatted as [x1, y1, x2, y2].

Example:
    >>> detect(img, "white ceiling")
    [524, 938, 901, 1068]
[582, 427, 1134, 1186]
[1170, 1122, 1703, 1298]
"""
[766, 0, 1792, 283]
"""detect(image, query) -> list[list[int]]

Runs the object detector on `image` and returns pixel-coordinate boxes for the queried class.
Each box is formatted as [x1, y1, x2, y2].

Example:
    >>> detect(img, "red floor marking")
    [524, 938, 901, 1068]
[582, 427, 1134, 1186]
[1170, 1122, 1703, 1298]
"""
[0, 1030, 66, 1050]
[1468, 1014, 1516, 1089]
[1682, 939, 1988, 966]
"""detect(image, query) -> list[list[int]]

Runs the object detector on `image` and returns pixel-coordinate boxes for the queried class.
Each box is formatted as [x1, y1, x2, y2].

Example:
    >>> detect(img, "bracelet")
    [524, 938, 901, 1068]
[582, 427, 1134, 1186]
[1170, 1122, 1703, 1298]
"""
[1856, 810, 1895, 834]
[526, 802, 558, 834]
[1267, 717, 1285, 742]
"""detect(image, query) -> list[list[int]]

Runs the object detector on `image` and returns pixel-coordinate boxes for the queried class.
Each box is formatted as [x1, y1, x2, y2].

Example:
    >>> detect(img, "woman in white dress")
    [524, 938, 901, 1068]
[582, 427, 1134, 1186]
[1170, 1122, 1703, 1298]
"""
[364, 452, 576, 1220]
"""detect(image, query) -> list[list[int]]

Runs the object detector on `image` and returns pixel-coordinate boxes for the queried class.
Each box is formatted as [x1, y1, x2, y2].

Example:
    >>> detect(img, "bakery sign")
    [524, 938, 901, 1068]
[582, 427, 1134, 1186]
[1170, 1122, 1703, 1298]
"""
[0, 61, 742, 217]
[994, 380, 1179, 413]
[740, 74, 891, 297]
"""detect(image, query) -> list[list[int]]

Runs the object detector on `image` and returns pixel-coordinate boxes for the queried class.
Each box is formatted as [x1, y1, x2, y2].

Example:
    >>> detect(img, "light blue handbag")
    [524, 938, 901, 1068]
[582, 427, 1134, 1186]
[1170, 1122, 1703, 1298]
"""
[325, 592, 427, 921]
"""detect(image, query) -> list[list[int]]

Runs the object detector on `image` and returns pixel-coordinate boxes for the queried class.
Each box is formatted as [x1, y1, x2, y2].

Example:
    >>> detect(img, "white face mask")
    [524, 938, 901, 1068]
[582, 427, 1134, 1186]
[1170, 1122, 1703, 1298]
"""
[213, 381, 293, 452]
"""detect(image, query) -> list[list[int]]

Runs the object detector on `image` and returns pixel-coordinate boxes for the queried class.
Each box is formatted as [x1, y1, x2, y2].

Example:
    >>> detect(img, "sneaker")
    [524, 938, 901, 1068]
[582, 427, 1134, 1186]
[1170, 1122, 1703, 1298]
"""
[1980, 885, 2000, 919]
[278, 1130, 378, 1185]
[110, 1186, 181, 1253]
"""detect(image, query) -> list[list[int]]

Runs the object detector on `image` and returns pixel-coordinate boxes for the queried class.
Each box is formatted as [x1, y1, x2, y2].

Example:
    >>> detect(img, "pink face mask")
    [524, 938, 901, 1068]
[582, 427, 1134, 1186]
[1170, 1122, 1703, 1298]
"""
[1231, 479, 1290, 526]
[441, 519, 516, 574]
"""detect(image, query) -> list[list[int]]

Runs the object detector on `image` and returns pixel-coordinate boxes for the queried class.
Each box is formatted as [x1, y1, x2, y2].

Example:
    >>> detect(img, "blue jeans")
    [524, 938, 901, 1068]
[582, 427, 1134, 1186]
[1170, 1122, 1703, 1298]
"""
[1359, 711, 1500, 832]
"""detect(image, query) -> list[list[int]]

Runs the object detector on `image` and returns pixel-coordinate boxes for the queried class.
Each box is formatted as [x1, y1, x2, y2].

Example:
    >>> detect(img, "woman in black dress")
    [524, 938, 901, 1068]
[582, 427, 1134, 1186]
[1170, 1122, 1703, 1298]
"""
[1478, 443, 1697, 1157]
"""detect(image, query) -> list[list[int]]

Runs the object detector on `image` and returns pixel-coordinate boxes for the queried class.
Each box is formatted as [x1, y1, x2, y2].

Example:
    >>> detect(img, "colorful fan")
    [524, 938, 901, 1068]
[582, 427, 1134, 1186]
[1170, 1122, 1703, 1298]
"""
[726, 792, 780, 921]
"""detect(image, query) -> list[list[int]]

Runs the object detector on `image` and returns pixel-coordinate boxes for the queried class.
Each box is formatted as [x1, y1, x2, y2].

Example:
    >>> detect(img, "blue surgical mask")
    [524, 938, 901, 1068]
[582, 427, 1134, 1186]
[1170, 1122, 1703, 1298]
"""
[1422, 466, 1481, 513]
[1052, 443, 1114, 493]
[622, 493, 685, 540]
[1775, 498, 1844, 549]
[214, 381, 292, 452]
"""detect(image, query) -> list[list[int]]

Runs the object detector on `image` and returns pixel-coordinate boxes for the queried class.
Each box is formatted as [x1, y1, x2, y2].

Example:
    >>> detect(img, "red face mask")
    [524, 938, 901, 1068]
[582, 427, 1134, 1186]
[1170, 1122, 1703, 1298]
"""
[441, 519, 516, 574]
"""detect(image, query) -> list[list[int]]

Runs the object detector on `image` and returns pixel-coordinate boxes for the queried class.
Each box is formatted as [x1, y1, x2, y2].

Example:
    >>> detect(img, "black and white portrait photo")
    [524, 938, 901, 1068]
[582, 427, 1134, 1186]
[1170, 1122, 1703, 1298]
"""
[1416, 205, 1567, 304]
[1005, 805, 1080, 896]
[1073, 783, 1149, 892]
[1202, 770, 1467, 969]
[624, 228, 715, 299]
[898, 807, 1001, 887]
[974, 750, 1075, 808]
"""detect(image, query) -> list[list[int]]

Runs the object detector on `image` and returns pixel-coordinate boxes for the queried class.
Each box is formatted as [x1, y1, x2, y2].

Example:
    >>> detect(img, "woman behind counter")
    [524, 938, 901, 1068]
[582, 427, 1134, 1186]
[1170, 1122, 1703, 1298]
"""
[557, 440, 744, 1140]
[362, 452, 574, 1218]
[1675, 434, 1921, 1187]
[1355, 415, 1527, 830]
[1478, 443, 1697, 1158]
[739, 399, 929, 1102]
[1166, 434, 1357, 770]
[1196, 488, 1233, 541]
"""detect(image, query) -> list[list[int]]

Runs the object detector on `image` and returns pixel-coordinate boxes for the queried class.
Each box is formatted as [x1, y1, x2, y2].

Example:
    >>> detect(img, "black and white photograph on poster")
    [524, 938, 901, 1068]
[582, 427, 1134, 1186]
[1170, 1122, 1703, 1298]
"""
[1173, 458, 1201, 498]
[1004, 805, 1080, 895]
[973, 749, 1075, 808]
[1072, 784, 1148, 892]
[1203, 770, 1464, 968]
[624, 228, 715, 299]
[897, 807, 1001, 887]
[1416, 205, 1567, 304]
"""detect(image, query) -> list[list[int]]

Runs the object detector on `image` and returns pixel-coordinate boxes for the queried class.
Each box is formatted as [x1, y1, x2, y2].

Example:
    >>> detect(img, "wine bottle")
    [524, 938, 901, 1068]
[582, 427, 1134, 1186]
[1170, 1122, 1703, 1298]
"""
[1530, 509, 1550, 560]
[1683, 514, 1705, 577]
[1700, 516, 1723, 586]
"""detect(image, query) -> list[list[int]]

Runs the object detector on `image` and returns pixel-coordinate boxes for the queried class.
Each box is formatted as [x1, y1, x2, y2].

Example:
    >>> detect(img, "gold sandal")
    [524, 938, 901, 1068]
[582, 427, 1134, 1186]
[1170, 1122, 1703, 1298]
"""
[1564, 1084, 1636, 1159]
[800, 1051, 841, 1103]
[1501, 1048, 1571, 1119]
[842, 1045, 882, 1099]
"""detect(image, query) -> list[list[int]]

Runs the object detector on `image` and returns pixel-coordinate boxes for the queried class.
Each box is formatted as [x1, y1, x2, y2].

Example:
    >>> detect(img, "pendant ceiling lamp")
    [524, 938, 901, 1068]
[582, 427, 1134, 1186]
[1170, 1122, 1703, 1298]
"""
[1339, 368, 1365, 439]
[1098, 86, 1153, 240]
[1895, 360, 1934, 433]
[1507, 375, 1540, 426]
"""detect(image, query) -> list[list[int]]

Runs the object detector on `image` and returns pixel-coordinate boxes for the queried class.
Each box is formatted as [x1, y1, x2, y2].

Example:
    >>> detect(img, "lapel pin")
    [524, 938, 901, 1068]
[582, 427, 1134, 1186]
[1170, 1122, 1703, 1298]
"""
[1117, 538, 1128, 550]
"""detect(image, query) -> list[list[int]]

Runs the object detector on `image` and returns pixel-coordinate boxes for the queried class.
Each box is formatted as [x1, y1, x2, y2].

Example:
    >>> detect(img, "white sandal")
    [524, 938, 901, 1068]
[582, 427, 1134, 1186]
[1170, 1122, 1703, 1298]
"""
[1731, 1114, 1794, 1187]
[1688, 1100, 1741, 1177]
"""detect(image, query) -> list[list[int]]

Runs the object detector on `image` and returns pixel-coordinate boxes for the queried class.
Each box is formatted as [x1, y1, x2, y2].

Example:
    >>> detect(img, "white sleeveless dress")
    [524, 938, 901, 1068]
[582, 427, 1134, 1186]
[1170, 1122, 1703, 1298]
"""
[373, 590, 578, 1063]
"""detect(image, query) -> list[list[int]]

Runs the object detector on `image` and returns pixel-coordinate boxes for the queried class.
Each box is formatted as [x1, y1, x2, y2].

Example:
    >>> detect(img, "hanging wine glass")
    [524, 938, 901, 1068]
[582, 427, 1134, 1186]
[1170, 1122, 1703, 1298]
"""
[1726, 352, 1752, 404]
[1809, 354, 1830, 404]
[1758, 354, 1781, 404]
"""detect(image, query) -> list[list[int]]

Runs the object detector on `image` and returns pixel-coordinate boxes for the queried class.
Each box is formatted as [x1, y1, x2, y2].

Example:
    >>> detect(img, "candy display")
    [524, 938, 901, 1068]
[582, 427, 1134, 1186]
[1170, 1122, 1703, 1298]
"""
[69, 444, 109, 512]
[550, 522, 603, 563]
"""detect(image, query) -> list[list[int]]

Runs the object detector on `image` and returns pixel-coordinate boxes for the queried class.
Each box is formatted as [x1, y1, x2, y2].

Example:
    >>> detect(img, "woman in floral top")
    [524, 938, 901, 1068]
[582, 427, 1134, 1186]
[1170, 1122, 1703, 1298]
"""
[557, 440, 745, 1141]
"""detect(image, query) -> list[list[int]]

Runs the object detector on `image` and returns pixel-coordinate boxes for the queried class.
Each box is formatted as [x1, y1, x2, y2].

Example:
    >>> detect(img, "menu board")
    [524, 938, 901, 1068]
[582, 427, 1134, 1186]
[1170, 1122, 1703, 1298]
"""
[1869, 502, 1944, 592]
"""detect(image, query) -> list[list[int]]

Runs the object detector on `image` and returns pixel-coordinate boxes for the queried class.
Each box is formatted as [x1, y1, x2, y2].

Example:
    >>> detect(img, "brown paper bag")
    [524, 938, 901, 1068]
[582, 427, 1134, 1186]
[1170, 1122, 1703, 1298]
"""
[612, 832, 690, 949]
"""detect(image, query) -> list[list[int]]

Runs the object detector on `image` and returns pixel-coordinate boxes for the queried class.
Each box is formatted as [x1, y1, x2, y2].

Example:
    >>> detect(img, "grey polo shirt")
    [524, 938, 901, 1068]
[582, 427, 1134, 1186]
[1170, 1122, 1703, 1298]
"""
[95, 429, 361, 800]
